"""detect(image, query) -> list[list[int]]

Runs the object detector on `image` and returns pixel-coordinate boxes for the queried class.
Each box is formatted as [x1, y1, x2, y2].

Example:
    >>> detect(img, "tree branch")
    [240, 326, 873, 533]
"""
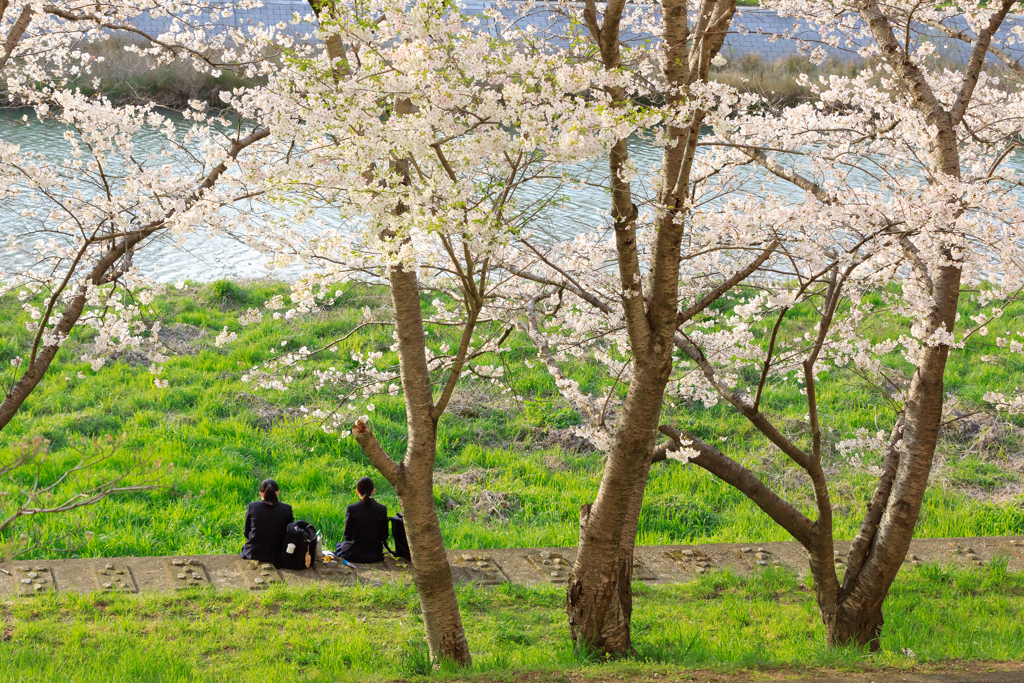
[658, 425, 816, 545]
[841, 413, 905, 595]
[0, 5, 32, 73]
[431, 306, 480, 420]
[678, 240, 778, 325]
[919, 15, 1024, 78]
[674, 333, 813, 471]
[351, 416, 404, 488]
[950, 0, 1015, 126]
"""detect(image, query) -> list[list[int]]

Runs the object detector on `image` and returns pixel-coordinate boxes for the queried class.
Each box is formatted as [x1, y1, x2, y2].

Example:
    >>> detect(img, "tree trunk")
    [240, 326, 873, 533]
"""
[824, 2, 972, 650]
[389, 255, 472, 666]
[802, 535, 886, 650]
[398, 449, 472, 665]
[825, 267, 960, 650]
[567, 364, 668, 656]
[567, 0, 736, 656]
[826, 598, 885, 651]
[352, 252, 472, 667]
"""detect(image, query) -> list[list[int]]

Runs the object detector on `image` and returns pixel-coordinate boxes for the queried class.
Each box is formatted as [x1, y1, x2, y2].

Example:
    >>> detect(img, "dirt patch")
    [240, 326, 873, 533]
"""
[538, 427, 598, 454]
[102, 323, 208, 366]
[157, 323, 207, 353]
[107, 349, 153, 367]
[941, 411, 1024, 455]
[440, 659, 1024, 683]
[472, 490, 519, 521]
[933, 410, 1024, 502]
[445, 386, 515, 418]
[234, 392, 301, 430]
[436, 468, 490, 490]
[543, 454, 569, 473]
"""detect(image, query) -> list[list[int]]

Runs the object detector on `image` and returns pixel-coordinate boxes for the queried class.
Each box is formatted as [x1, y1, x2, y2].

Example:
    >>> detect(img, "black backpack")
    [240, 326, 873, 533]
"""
[277, 520, 317, 570]
[387, 514, 411, 561]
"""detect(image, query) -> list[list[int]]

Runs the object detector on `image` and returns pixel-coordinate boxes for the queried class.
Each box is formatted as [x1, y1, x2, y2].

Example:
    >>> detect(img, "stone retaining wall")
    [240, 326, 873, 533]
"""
[3, 536, 1022, 599]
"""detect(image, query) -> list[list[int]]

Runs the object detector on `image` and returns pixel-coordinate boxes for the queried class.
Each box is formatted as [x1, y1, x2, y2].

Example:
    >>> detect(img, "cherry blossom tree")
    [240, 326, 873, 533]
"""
[0, 0, 265, 88]
[223, 0, 650, 664]
[512, 0, 747, 656]
[0, 1, 299, 431]
[659, 0, 1024, 648]
[0, 3, 288, 565]
[517, 0, 1024, 650]
[0, 93, 271, 431]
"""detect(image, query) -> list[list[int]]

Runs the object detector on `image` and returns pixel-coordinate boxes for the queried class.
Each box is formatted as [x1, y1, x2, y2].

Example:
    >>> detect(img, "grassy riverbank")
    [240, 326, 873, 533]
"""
[47, 38, 841, 110]
[1, 280, 1023, 560]
[3, 564, 1024, 682]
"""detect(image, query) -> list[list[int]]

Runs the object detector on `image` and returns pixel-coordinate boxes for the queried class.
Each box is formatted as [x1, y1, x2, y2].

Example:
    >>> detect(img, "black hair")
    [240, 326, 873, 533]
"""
[260, 479, 279, 505]
[356, 476, 374, 505]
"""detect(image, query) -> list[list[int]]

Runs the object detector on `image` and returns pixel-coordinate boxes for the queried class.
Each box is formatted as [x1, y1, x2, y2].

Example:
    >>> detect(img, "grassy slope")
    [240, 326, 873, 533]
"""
[0, 280, 1023, 559]
[3, 564, 1024, 682]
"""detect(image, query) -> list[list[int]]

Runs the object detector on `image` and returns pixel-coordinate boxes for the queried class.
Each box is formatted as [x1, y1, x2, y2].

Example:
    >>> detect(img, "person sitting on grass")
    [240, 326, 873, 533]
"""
[241, 479, 294, 563]
[336, 476, 389, 563]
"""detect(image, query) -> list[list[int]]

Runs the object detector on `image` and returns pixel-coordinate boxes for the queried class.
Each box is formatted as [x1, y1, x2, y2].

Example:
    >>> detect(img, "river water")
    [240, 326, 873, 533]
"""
[0, 110, 303, 282]
[2, 110, 1017, 283]
[0, 112, 684, 282]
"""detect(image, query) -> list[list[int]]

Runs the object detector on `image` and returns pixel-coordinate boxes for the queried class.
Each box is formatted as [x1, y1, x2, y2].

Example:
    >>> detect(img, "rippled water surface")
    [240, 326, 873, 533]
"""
[7, 109, 1003, 283]
[0, 110, 305, 282]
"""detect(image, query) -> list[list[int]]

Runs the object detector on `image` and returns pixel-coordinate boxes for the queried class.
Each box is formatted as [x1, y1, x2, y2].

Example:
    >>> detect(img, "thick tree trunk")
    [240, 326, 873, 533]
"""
[823, 2, 975, 650]
[827, 602, 884, 651]
[802, 534, 887, 651]
[572, 455, 654, 655]
[825, 267, 960, 651]
[567, 363, 668, 655]
[389, 256, 472, 666]
[826, 596, 886, 650]
[567, 0, 736, 656]
[353, 251, 471, 666]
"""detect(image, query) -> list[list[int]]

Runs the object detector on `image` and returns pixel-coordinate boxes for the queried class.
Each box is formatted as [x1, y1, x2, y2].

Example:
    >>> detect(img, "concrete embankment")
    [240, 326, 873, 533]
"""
[3, 535, 1022, 599]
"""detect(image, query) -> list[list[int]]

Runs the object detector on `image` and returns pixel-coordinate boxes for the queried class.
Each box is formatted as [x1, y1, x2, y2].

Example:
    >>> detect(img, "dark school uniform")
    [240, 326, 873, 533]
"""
[337, 499, 388, 563]
[241, 500, 294, 563]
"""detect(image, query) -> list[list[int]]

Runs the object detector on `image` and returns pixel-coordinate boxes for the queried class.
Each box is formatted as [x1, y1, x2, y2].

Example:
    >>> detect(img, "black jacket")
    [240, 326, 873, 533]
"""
[241, 500, 294, 563]
[337, 499, 388, 563]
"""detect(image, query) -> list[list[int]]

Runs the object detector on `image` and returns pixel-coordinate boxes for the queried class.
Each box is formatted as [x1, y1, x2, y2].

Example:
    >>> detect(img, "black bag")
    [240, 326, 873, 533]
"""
[387, 513, 411, 561]
[277, 520, 317, 570]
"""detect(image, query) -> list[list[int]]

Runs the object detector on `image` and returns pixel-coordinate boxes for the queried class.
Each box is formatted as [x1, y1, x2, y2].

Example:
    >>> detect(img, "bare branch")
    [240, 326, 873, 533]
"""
[351, 417, 404, 488]
[658, 425, 816, 545]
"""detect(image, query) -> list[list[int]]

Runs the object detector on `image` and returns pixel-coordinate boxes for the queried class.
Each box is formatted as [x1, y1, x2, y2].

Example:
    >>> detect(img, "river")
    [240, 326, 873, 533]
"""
[2, 110, 1016, 283]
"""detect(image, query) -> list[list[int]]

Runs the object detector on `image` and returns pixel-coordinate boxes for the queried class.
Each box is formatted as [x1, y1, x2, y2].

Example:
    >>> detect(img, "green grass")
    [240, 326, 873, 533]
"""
[3, 564, 1024, 682]
[0, 279, 1022, 560]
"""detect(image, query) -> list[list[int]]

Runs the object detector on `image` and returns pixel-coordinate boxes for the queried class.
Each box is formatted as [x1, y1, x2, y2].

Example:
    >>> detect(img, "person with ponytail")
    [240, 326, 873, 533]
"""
[241, 479, 294, 563]
[336, 476, 389, 563]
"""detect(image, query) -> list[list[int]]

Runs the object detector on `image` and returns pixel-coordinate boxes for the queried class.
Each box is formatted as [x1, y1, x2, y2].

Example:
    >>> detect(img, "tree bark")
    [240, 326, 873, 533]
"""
[820, 0, 976, 648]
[349, 97, 472, 662]
[400, 443, 471, 665]
[354, 253, 472, 666]
[567, 363, 668, 655]
[567, 0, 736, 656]
[674, 1, 1006, 650]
